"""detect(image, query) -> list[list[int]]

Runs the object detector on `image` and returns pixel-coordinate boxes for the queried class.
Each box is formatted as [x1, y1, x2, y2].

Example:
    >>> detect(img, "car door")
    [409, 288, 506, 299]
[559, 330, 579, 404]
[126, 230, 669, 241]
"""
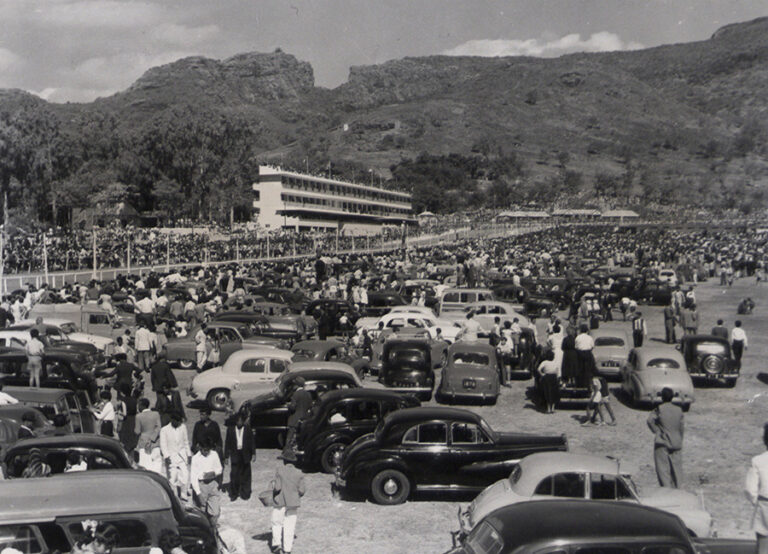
[449, 421, 511, 489]
[342, 399, 382, 438]
[61, 394, 84, 433]
[398, 421, 451, 487]
[218, 328, 242, 363]
[237, 357, 270, 392]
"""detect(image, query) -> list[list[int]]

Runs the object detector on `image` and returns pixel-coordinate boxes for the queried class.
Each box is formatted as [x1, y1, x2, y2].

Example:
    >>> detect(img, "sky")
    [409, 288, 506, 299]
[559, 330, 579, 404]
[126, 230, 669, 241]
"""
[0, 0, 765, 103]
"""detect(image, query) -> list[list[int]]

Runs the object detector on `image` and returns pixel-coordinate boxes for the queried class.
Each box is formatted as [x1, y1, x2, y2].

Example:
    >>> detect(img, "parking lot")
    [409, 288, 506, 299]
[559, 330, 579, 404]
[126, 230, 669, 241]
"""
[176, 276, 766, 553]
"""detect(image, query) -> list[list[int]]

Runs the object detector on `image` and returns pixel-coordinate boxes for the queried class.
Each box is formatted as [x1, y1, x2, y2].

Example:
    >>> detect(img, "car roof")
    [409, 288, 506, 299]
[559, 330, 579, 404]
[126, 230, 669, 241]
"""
[224, 348, 294, 365]
[2, 387, 72, 401]
[382, 406, 483, 427]
[0, 470, 172, 523]
[207, 321, 244, 330]
[517, 452, 626, 485]
[589, 327, 629, 339]
[316, 388, 417, 405]
[448, 342, 496, 355]
[484, 500, 689, 547]
[292, 339, 345, 351]
[633, 346, 685, 363]
[6, 433, 127, 454]
[441, 288, 493, 294]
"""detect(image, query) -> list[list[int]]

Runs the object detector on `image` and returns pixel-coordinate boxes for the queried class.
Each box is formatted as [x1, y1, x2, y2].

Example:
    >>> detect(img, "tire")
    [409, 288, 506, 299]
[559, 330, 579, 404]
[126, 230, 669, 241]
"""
[682, 403, 691, 413]
[206, 388, 230, 411]
[701, 355, 723, 376]
[178, 358, 195, 370]
[371, 469, 411, 505]
[320, 442, 347, 474]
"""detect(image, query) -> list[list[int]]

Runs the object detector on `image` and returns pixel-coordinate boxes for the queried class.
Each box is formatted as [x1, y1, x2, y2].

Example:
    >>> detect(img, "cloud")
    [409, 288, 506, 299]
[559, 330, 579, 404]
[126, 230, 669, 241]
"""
[0, 47, 21, 71]
[70, 50, 195, 92]
[149, 23, 220, 47]
[32, 0, 162, 29]
[444, 32, 644, 58]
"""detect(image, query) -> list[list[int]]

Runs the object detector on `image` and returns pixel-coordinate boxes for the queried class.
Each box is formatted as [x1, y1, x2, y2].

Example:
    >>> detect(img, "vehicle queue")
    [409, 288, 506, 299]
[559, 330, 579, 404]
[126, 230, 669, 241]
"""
[0, 224, 763, 553]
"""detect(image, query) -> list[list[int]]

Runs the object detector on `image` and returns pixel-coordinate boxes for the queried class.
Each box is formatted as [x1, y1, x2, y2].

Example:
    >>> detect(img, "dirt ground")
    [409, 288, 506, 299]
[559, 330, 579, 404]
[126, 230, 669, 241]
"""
[175, 275, 767, 553]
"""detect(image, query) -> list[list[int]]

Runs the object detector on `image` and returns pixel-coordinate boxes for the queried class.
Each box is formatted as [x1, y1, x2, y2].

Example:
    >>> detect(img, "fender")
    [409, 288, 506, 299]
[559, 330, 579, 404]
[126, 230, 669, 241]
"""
[350, 454, 410, 482]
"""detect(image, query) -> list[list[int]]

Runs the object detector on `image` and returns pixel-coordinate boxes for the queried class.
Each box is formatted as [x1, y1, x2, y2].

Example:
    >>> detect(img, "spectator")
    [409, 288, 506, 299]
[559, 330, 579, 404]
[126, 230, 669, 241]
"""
[731, 320, 748, 370]
[190, 437, 223, 526]
[647, 387, 684, 488]
[271, 452, 306, 554]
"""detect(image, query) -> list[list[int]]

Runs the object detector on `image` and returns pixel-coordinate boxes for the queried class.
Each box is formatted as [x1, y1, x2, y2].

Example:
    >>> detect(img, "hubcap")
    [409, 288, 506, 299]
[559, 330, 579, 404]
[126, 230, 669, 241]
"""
[383, 478, 399, 495]
[212, 392, 228, 408]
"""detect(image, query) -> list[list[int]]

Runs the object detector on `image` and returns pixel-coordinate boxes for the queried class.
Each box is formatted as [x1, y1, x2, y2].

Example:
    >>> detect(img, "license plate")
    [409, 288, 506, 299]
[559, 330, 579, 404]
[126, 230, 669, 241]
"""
[603, 361, 619, 367]
[463, 379, 476, 389]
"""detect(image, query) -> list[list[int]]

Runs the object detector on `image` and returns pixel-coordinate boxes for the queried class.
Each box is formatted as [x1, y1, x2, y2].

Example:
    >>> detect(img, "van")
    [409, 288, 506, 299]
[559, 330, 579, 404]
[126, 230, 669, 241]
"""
[0, 470, 216, 553]
[437, 288, 495, 316]
[28, 303, 135, 340]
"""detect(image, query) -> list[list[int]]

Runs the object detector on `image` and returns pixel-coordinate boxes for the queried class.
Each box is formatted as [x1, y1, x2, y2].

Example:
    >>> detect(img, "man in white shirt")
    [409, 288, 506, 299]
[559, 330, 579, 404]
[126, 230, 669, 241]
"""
[195, 324, 208, 371]
[134, 322, 154, 372]
[160, 415, 192, 502]
[732, 320, 748, 370]
[190, 438, 223, 525]
[25, 329, 45, 388]
[459, 312, 483, 342]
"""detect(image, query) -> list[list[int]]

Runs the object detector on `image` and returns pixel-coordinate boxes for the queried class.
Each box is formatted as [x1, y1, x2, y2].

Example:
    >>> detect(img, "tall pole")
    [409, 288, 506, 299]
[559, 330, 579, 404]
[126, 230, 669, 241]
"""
[166, 234, 170, 272]
[266, 233, 270, 259]
[292, 236, 296, 257]
[0, 229, 5, 299]
[43, 233, 49, 285]
[92, 229, 97, 279]
[335, 226, 339, 254]
[236, 238, 240, 262]
[127, 237, 131, 273]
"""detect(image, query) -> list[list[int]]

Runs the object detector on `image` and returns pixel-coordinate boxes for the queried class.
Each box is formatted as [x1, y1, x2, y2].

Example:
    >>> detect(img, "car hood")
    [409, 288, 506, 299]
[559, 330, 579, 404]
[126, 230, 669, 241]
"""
[67, 333, 113, 350]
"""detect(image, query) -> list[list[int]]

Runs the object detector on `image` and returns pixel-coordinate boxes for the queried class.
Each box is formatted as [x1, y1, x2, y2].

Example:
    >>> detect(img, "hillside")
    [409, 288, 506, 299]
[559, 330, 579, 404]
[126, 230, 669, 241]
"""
[1, 18, 767, 223]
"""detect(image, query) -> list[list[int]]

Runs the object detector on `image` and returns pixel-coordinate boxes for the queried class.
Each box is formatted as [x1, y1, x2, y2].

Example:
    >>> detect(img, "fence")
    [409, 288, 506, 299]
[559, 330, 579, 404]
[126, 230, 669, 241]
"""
[0, 221, 552, 292]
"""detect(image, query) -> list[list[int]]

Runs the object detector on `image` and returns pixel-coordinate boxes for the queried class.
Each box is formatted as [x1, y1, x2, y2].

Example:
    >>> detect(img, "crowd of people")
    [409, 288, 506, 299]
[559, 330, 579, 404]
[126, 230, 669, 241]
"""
[0, 222, 766, 552]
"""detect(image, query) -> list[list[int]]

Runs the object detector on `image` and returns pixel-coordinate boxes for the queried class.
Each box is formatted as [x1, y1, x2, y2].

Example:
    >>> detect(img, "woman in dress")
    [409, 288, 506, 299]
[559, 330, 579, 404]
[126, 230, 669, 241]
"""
[537, 350, 560, 414]
[560, 327, 579, 386]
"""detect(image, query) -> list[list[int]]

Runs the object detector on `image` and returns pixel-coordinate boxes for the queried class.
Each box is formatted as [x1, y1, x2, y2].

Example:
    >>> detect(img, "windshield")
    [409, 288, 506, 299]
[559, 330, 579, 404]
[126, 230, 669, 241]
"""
[646, 358, 681, 369]
[60, 323, 78, 334]
[237, 326, 253, 339]
[594, 337, 625, 347]
[291, 349, 317, 359]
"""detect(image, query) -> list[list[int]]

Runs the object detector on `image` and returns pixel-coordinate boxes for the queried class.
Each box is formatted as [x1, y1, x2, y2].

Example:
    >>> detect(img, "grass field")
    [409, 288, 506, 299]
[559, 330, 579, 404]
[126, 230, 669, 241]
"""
[175, 275, 767, 553]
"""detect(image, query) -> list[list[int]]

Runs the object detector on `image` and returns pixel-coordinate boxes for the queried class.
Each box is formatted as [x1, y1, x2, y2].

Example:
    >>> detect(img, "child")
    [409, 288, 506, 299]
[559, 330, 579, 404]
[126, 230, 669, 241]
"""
[583, 375, 604, 425]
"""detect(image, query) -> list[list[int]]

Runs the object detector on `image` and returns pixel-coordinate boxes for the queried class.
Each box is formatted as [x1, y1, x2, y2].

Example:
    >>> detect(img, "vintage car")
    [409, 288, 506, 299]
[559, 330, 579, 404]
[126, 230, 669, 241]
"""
[296, 388, 420, 473]
[12, 319, 114, 359]
[188, 348, 294, 411]
[634, 279, 673, 305]
[163, 321, 286, 369]
[364, 291, 408, 317]
[371, 328, 449, 374]
[680, 335, 739, 387]
[0, 470, 217, 554]
[0, 406, 54, 450]
[659, 268, 679, 286]
[306, 299, 358, 335]
[446, 302, 534, 337]
[3, 434, 134, 477]
[3, 386, 95, 433]
[0, 326, 106, 367]
[0, 348, 99, 403]
[506, 327, 539, 378]
[399, 280, 440, 309]
[437, 288, 496, 316]
[620, 346, 695, 410]
[290, 340, 370, 377]
[589, 327, 630, 378]
[237, 362, 364, 445]
[355, 311, 463, 343]
[460, 452, 713, 539]
[436, 342, 502, 404]
[449, 500, 734, 554]
[378, 339, 437, 401]
[336, 407, 568, 505]
[212, 311, 303, 343]
[492, 286, 557, 318]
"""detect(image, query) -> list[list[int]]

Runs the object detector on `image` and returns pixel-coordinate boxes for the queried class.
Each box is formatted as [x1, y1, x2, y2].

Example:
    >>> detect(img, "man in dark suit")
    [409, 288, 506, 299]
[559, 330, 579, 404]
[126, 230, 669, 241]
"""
[150, 351, 177, 393]
[284, 377, 312, 458]
[647, 387, 684, 488]
[224, 412, 254, 501]
[711, 319, 729, 340]
[100, 352, 138, 392]
[192, 406, 222, 456]
[156, 383, 185, 426]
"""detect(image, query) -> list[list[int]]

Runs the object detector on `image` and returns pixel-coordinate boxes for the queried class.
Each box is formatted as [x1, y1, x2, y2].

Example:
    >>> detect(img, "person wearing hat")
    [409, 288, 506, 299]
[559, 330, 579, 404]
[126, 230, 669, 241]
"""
[283, 377, 312, 458]
[271, 452, 306, 554]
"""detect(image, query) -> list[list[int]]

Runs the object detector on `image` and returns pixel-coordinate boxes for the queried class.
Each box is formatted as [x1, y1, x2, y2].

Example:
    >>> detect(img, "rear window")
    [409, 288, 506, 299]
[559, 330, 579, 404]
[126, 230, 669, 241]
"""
[646, 358, 681, 369]
[388, 349, 426, 364]
[594, 337, 625, 347]
[694, 341, 728, 356]
[453, 353, 489, 365]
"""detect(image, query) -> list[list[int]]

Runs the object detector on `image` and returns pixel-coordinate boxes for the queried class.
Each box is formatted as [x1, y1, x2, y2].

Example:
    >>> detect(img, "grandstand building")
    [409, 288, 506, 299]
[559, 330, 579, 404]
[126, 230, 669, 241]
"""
[253, 165, 415, 234]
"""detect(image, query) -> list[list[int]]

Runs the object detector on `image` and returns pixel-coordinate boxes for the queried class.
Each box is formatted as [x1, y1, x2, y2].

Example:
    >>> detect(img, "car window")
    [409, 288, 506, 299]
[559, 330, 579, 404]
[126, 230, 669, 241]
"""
[479, 292, 494, 301]
[407, 319, 425, 328]
[694, 342, 728, 356]
[453, 352, 490, 365]
[221, 329, 239, 342]
[387, 318, 406, 328]
[460, 292, 473, 303]
[451, 422, 490, 444]
[348, 400, 380, 422]
[64, 394, 79, 411]
[60, 323, 78, 334]
[241, 359, 267, 373]
[402, 422, 447, 445]
[443, 292, 460, 302]
[0, 358, 22, 375]
[271, 359, 288, 374]
[381, 400, 404, 417]
[69, 519, 151, 548]
[534, 472, 586, 498]
[465, 521, 504, 554]
[486, 305, 504, 314]
[590, 473, 634, 500]
[88, 314, 110, 325]
[594, 337, 625, 347]
[0, 524, 43, 553]
[646, 358, 681, 369]
[89, 453, 120, 469]
[10, 338, 25, 348]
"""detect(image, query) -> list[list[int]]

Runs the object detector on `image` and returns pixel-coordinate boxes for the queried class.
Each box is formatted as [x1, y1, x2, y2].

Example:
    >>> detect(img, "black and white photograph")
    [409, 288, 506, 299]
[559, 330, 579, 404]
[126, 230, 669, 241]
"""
[0, 1, 767, 552]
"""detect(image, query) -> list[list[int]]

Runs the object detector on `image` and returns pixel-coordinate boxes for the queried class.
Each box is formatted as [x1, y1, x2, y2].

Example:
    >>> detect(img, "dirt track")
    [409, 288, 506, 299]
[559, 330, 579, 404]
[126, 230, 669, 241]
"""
[177, 275, 767, 553]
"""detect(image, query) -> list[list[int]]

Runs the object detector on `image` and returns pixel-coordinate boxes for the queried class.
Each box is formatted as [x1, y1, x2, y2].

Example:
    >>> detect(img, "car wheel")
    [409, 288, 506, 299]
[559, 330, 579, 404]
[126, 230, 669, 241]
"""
[178, 358, 195, 370]
[320, 442, 347, 474]
[206, 389, 230, 411]
[371, 469, 411, 505]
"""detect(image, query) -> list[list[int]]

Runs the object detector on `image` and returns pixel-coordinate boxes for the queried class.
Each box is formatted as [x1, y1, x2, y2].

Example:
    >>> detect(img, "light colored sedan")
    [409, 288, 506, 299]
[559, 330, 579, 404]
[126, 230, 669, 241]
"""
[188, 348, 294, 410]
[620, 346, 695, 410]
[436, 342, 501, 404]
[441, 301, 534, 336]
[589, 327, 630, 378]
[460, 451, 712, 538]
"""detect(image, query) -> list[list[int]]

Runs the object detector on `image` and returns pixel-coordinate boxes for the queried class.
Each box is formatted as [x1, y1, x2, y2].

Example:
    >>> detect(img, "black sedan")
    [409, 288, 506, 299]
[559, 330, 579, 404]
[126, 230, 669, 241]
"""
[297, 388, 420, 473]
[336, 407, 568, 505]
[238, 364, 363, 446]
[0, 349, 99, 402]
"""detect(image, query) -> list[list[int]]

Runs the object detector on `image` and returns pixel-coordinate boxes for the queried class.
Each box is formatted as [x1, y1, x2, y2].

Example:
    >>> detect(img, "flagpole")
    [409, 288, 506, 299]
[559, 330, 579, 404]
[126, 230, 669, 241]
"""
[91, 228, 97, 279]
[43, 233, 49, 285]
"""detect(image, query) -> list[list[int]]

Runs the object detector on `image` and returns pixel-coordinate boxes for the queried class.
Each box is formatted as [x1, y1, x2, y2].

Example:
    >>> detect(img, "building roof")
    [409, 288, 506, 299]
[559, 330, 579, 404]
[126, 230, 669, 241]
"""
[496, 210, 549, 219]
[602, 209, 640, 217]
[552, 209, 601, 216]
[417, 211, 437, 218]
